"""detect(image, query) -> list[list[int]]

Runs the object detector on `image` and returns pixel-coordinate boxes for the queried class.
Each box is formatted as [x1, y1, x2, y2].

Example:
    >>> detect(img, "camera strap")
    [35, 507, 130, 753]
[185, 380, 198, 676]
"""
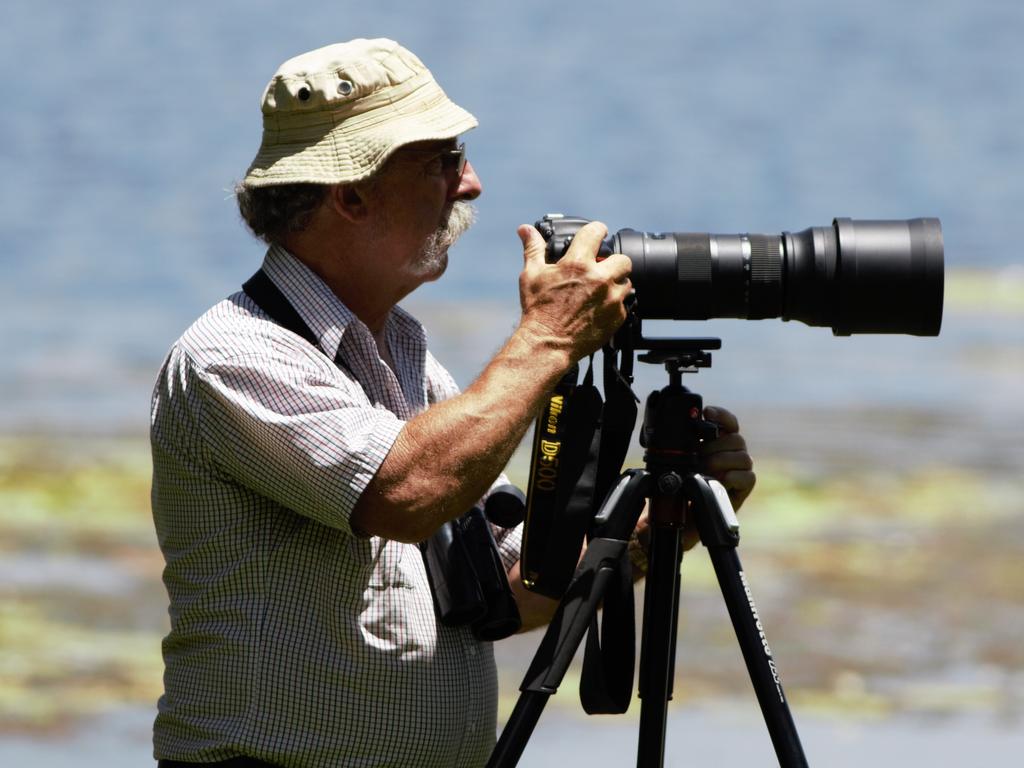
[576, 345, 639, 714]
[594, 344, 639, 516]
[521, 361, 604, 599]
[579, 541, 635, 714]
[242, 270, 357, 377]
[520, 344, 640, 711]
[243, 270, 319, 347]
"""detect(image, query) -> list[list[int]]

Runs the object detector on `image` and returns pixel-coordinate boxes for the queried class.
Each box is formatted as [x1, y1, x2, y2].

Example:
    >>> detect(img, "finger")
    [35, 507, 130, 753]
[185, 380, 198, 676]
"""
[599, 252, 632, 281]
[720, 469, 756, 506]
[700, 432, 747, 456]
[518, 224, 547, 269]
[608, 279, 634, 308]
[703, 405, 740, 433]
[702, 449, 754, 475]
[562, 220, 609, 263]
[634, 503, 652, 550]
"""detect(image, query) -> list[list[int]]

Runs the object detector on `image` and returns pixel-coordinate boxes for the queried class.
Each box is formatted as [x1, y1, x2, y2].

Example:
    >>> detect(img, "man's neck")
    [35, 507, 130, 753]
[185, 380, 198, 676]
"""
[287, 246, 404, 337]
[288, 242, 398, 369]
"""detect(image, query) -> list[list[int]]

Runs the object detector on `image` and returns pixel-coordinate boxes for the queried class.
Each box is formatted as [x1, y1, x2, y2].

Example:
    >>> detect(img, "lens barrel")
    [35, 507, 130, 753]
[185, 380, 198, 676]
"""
[607, 218, 943, 335]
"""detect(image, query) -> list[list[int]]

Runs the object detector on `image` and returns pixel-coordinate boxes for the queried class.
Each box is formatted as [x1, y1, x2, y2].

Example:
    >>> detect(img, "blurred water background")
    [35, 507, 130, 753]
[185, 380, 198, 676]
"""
[1, 0, 1022, 765]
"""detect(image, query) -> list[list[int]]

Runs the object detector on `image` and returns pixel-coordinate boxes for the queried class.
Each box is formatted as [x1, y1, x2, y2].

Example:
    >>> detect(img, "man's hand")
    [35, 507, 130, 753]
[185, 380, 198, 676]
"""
[516, 221, 632, 363]
[632, 404, 755, 559]
[699, 405, 755, 511]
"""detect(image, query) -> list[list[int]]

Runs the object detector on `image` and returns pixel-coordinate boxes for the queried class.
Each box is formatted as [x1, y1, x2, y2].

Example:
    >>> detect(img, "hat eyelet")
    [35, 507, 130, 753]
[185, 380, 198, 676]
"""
[337, 79, 354, 96]
[297, 86, 312, 102]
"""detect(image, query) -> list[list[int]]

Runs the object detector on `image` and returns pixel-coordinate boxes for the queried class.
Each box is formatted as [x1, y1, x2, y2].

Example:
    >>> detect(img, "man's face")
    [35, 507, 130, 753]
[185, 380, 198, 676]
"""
[365, 139, 482, 285]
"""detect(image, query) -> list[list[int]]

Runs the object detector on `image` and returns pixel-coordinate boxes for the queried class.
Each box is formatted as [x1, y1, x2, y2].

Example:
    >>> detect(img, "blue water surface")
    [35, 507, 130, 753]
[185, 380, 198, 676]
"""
[1, 0, 1021, 431]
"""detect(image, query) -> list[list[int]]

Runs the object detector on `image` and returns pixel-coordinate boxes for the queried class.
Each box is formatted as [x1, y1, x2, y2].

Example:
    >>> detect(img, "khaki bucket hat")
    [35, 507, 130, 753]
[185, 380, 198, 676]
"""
[243, 38, 478, 187]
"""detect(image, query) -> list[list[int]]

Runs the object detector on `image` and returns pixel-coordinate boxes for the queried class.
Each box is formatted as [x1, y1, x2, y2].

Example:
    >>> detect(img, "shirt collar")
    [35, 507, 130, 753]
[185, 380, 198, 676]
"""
[260, 244, 427, 364]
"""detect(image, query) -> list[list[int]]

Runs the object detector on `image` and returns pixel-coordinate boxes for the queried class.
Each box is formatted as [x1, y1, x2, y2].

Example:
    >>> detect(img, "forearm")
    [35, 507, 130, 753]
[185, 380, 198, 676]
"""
[506, 558, 561, 632]
[353, 221, 632, 542]
[352, 323, 571, 542]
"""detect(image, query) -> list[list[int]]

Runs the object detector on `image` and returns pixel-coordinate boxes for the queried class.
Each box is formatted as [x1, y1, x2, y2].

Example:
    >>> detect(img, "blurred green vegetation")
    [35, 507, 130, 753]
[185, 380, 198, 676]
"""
[0, 438, 153, 544]
[2, 435, 1022, 734]
[0, 438, 163, 732]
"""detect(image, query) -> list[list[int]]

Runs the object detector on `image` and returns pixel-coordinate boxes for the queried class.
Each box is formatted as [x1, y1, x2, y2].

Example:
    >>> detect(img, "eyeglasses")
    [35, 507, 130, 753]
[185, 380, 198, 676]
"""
[402, 142, 467, 179]
[438, 142, 467, 178]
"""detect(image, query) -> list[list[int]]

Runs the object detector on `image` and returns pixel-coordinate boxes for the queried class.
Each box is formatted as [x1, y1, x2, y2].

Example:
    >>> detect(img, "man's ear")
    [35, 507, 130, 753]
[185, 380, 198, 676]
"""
[328, 183, 371, 223]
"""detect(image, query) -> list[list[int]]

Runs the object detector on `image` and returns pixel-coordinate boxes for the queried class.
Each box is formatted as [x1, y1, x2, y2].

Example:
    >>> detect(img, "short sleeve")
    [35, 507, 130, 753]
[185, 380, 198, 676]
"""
[193, 345, 403, 536]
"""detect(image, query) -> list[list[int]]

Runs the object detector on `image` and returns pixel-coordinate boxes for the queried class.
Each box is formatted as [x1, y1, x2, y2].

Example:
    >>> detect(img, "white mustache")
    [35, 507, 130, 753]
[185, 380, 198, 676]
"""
[413, 202, 477, 274]
[437, 201, 477, 248]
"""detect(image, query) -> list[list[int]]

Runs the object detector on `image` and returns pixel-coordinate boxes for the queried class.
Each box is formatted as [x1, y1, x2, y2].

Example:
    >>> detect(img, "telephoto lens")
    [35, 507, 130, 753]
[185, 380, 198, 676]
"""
[538, 215, 944, 336]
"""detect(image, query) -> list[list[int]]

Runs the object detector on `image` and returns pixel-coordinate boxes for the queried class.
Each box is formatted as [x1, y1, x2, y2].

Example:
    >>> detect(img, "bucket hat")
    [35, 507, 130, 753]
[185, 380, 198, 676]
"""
[243, 39, 477, 187]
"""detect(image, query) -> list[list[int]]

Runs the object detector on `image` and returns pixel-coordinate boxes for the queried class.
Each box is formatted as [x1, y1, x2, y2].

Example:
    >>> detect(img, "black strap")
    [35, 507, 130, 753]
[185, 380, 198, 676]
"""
[242, 270, 318, 348]
[552, 360, 604, 581]
[521, 361, 604, 599]
[595, 345, 638, 511]
[242, 270, 354, 376]
[520, 345, 640, 712]
[579, 547, 636, 714]
[577, 345, 640, 714]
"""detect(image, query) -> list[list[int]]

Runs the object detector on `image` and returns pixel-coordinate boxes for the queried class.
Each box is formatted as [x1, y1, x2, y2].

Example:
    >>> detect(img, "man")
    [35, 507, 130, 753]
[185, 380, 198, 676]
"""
[150, 39, 755, 768]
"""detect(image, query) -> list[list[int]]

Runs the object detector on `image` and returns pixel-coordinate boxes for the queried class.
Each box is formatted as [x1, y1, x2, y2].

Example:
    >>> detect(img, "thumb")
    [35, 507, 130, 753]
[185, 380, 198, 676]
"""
[517, 224, 547, 268]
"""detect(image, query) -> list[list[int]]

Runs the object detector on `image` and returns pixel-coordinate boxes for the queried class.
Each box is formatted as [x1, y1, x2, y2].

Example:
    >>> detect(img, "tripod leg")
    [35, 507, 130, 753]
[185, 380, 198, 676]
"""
[707, 546, 809, 767]
[689, 474, 809, 767]
[486, 692, 549, 768]
[488, 545, 627, 768]
[489, 471, 649, 768]
[636, 522, 685, 768]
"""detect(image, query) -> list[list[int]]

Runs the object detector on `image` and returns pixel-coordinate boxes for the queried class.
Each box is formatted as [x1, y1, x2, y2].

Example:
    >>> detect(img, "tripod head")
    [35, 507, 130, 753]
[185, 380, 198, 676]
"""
[607, 310, 721, 386]
[637, 338, 717, 386]
[607, 317, 723, 456]
[614, 311, 719, 374]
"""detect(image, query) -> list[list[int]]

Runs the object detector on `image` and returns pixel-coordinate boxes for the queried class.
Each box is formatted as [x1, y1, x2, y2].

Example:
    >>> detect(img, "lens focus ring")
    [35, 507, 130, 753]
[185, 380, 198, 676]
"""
[748, 235, 783, 319]
[675, 233, 713, 318]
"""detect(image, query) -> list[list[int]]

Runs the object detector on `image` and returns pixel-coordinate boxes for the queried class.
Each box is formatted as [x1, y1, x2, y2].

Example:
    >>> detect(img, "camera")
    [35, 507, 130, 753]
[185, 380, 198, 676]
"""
[537, 214, 944, 336]
[523, 213, 944, 598]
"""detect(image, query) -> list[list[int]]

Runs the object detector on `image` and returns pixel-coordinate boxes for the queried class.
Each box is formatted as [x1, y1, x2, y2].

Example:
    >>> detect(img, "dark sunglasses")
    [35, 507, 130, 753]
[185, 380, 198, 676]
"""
[404, 142, 467, 178]
[439, 142, 467, 178]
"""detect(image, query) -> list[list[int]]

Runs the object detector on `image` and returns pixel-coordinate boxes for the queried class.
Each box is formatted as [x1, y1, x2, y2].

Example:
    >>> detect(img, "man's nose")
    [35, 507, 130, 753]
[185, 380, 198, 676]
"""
[449, 159, 482, 201]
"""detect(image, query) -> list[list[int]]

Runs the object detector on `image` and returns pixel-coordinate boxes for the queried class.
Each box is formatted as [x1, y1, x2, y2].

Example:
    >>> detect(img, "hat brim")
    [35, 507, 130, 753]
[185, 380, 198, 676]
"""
[243, 80, 478, 187]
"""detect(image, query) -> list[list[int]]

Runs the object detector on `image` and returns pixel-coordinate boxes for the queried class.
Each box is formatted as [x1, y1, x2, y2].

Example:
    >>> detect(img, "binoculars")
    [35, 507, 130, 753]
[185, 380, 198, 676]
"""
[420, 485, 527, 641]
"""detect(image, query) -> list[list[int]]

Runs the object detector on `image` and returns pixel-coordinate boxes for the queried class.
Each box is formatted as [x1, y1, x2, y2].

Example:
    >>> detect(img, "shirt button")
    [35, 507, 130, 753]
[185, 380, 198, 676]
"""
[468, 643, 478, 656]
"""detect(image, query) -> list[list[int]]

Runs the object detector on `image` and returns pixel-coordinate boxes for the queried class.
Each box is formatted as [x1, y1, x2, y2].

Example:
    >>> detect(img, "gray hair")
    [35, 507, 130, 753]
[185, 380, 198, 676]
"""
[235, 181, 329, 245]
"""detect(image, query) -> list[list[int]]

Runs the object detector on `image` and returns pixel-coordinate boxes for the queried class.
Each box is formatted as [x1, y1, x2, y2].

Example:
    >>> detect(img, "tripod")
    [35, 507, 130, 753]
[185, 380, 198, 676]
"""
[487, 339, 809, 767]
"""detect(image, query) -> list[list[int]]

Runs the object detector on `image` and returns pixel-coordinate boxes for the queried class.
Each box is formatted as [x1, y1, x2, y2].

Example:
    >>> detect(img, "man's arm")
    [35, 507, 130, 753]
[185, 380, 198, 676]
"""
[351, 222, 632, 543]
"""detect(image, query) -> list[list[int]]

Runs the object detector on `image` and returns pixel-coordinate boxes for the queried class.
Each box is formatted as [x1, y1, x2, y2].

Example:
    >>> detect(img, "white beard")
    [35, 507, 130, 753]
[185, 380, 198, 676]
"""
[413, 201, 477, 277]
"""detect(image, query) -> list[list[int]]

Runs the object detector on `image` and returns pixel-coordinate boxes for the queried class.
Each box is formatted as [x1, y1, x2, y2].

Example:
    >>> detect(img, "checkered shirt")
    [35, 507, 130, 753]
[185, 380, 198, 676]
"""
[150, 245, 522, 767]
